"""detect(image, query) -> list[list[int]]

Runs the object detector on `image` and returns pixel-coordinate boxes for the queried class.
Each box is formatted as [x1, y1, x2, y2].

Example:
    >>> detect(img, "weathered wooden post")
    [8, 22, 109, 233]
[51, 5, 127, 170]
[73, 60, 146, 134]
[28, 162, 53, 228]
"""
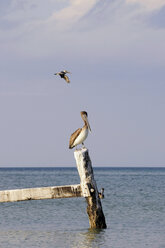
[74, 147, 107, 229]
[0, 147, 107, 229]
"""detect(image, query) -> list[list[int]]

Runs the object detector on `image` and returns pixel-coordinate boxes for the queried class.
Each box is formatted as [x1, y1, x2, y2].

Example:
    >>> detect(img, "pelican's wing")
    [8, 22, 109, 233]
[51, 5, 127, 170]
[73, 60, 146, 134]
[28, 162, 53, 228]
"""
[69, 128, 81, 148]
[64, 75, 70, 83]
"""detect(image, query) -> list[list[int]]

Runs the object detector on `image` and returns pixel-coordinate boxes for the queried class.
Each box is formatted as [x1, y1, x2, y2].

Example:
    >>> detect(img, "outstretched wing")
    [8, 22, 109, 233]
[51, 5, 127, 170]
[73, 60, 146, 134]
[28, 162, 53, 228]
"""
[69, 128, 82, 149]
[64, 75, 70, 83]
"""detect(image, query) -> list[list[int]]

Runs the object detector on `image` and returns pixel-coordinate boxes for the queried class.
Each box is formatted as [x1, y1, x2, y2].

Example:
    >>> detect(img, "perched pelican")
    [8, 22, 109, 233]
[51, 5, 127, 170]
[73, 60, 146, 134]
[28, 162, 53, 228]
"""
[69, 111, 91, 149]
[54, 70, 70, 83]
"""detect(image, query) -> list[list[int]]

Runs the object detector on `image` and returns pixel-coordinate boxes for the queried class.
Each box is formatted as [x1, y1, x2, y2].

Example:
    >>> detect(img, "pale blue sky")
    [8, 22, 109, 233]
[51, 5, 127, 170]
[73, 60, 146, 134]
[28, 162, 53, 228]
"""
[0, 0, 165, 167]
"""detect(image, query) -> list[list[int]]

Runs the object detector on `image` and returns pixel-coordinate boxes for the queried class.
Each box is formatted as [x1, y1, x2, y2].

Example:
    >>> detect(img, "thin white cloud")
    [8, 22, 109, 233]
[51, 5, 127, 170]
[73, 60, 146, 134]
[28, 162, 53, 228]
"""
[126, 0, 165, 11]
[1, 0, 165, 64]
[48, 0, 98, 28]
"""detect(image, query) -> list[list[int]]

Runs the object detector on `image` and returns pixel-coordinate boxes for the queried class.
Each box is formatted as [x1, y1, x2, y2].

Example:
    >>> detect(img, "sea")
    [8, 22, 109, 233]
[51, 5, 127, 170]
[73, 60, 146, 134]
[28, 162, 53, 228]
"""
[0, 167, 165, 248]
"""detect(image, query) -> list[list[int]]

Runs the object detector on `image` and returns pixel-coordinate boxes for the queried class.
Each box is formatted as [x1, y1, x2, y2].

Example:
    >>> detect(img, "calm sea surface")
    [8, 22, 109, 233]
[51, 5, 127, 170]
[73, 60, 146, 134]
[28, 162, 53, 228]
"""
[0, 167, 165, 248]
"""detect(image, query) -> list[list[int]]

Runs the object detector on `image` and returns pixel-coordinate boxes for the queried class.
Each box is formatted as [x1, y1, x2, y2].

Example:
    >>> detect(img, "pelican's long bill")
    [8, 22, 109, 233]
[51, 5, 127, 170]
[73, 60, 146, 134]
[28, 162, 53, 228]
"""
[82, 112, 91, 132]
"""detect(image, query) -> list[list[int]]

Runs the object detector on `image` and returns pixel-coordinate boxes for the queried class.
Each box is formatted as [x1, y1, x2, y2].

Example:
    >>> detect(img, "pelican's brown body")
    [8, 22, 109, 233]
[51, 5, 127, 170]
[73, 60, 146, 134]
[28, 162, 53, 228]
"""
[69, 111, 91, 149]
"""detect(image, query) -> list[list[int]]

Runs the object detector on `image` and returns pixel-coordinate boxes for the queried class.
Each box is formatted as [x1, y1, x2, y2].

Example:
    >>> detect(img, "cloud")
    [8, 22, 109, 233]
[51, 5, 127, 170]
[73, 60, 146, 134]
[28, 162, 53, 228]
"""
[0, 0, 165, 65]
[48, 0, 98, 29]
[126, 0, 165, 11]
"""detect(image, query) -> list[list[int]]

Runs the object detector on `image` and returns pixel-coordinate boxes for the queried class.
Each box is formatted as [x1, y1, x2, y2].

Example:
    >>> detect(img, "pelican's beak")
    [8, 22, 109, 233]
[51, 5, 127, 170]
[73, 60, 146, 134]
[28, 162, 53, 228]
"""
[86, 116, 92, 132]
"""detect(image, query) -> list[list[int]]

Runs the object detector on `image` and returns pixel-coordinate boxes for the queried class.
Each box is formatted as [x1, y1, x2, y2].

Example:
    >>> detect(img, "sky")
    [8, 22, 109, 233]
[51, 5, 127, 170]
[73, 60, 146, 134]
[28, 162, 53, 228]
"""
[0, 0, 165, 167]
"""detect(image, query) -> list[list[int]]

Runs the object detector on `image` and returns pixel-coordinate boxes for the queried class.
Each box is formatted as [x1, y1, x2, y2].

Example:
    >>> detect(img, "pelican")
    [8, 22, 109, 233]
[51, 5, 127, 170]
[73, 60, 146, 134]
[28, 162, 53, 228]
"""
[54, 70, 71, 83]
[69, 111, 91, 149]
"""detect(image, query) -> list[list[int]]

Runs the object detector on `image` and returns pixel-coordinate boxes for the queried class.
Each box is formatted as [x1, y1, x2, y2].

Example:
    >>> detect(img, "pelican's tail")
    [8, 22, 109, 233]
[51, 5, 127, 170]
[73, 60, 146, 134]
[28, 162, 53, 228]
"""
[69, 144, 74, 149]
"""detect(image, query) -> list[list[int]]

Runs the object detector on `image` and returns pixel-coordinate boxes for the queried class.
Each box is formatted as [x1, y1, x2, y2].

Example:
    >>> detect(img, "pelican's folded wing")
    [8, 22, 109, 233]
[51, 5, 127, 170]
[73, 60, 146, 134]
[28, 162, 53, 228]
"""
[69, 128, 82, 148]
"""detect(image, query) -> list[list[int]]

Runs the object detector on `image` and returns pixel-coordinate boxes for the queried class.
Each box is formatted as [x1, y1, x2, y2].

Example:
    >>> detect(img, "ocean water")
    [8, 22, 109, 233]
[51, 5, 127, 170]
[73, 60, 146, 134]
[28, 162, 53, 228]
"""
[0, 167, 165, 248]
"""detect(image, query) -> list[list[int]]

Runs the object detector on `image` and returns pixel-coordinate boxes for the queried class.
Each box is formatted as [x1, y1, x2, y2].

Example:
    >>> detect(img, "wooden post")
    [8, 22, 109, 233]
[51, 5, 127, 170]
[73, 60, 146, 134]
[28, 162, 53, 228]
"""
[74, 147, 107, 229]
[0, 149, 106, 229]
[0, 184, 82, 203]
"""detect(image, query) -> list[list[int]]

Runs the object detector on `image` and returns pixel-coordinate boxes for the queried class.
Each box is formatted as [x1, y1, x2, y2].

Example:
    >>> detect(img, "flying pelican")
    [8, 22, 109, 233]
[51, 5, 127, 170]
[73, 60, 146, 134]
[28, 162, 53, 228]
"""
[69, 111, 91, 149]
[54, 70, 71, 83]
